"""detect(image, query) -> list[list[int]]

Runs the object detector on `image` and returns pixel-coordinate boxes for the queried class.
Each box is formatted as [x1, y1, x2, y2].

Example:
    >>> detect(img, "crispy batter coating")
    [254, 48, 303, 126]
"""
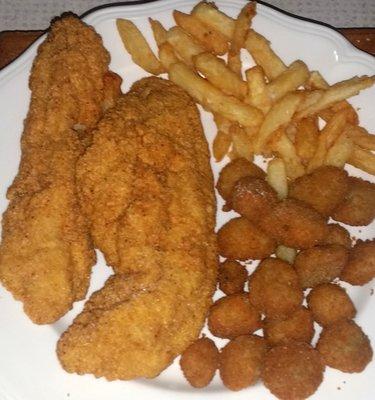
[262, 342, 325, 400]
[180, 337, 219, 388]
[57, 78, 217, 380]
[263, 307, 314, 346]
[248, 258, 303, 319]
[324, 223, 352, 249]
[332, 177, 375, 226]
[307, 283, 356, 326]
[317, 320, 373, 373]
[217, 217, 276, 261]
[208, 293, 261, 339]
[259, 199, 329, 249]
[219, 335, 268, 391]
[218, 260, 247, 295]
[294, 245, 349, 288]
[231, 176, 278, 224]
[341, 240, 375, 285]
[289, 166, 349, 217]
[216, 158, 265, 201]
[0, 16, 119, 324]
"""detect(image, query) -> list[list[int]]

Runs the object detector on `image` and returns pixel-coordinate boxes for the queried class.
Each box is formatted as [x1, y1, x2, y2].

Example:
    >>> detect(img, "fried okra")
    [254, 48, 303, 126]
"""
[218, 260, 247, 295]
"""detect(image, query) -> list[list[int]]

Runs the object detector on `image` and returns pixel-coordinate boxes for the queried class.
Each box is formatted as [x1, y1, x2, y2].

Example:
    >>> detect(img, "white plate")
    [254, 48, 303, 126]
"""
[0, 1, 374, 399]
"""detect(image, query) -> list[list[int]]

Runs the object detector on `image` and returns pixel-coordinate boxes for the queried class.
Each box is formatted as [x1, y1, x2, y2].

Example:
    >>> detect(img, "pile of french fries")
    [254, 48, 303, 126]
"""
[116, 1, 375, 185]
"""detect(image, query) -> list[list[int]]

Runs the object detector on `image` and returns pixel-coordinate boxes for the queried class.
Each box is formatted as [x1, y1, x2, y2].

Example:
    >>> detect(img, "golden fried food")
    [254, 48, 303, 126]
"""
[220, 335, 268, 391]
[259, 199, 329, 249]
[341, 240, 375, 285]
[317, 320, 373, 373]
[294, 244, 349, 288]
[218, 260, 247, 295]
[324, 223, 352, 248]
[216, 158, 265, 201]
[307, 283, 356, 326]
[248, 258, 303, 319]
[0, 16, 120, 324]
[217, 217, 276, 260]
[262, 342, 325, 400]
[263, 307, 314, 346]
[332, 177, 375, 226]
[231, 176, 278, 224]
[289, 166, 349, 217]
[180, 337, 219, 388]
[208, 293, 261, 339]
[57, 78, 217, 380]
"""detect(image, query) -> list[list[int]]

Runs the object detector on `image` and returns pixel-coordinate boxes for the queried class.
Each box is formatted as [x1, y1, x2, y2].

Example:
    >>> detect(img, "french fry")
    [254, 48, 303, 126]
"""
[169, 62, 263, 127]
[228, 2, 256, 75]
[294, 117, 319, 165]
[254, 92, 302, 153]
[325, 131, 353, 168]
[244, 66, 271, 113]
[116, 19, 165, 75]
[297, 90, 324, 112]
[295, 75, 375, 120]
[173, 10, 228, 55]
[345, 124, 375, 151]
[213, 130, 232, 161]
[270, 129, 305, 179]
[307, 110, 348, 172]
[267, 60, 310, 102]
[230, 124, 253, 160]
[158, 42, 179, 70]
[149, 18, 167, 46]
[266, 157, 288, 199]
[192, 1, 235, 39]
[166, 26, 205, 66]
[245, 29, 287, 80]
[276, 245, 297, 264]
[348, 145, 375, 175]
[193, 52, 247, 98]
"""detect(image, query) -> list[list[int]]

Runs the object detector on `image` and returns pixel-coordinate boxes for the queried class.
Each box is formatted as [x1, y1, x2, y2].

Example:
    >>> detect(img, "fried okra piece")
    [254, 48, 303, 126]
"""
[263, 307, 314, 346]
[231, 176, 278, 224]
[262, 342, 325, 400]
[208, 293, 261, 339]
[217, 217, 276, 261]
[307, 283, 356, 326]
[248, 258, 303, 319]
[317, 320, 373, 373]
[219, 335, 268, 391]
[216, 158, 265, 201]
[289, 166, 349, 217]
[218, 260, 247, 295]
[294, 244, 349, 288]
[180, 337, 219, 388]
[332, 177, 375, 226]
[341, 240, 375, 285]
[259, 199, 329, 250]
[323, 223, 352, 249]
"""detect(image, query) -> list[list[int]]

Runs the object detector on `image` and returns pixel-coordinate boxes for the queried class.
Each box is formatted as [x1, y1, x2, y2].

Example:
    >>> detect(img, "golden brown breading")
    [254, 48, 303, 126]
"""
[57, 77, 217, 380]
[258, 199, 329, 249]
[0, 16, 119, 324]
[262, 342, 325, 400]
[332, 177, 375, 226]
[220, 335, 268, 391]
[294, 244, 349, 288]
[289, 166, 350, 217]
[307, 283, 356, 326]
[323, 223, 352, 248]
[218, 260, 247, 295]
[341, 240, 375, 285]
[180, 338, 219, 388]
[317, 320, 373, 373]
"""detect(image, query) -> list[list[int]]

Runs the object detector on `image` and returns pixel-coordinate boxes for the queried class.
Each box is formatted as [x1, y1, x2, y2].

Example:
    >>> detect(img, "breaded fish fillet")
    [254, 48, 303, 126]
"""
[57, 77, 217, 380]
[0, 16, 121, 324]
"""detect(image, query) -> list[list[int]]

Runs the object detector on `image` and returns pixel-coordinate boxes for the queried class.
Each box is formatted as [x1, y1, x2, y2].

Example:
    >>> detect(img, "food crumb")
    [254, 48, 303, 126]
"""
[337, 387, 341, 390]
[370, 289, 374, 296]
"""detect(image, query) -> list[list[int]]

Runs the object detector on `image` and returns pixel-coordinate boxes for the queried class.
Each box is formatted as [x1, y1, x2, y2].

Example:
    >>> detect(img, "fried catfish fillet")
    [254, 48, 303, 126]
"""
[0, 16, 121, 324]
[57, 77, 217, 380]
